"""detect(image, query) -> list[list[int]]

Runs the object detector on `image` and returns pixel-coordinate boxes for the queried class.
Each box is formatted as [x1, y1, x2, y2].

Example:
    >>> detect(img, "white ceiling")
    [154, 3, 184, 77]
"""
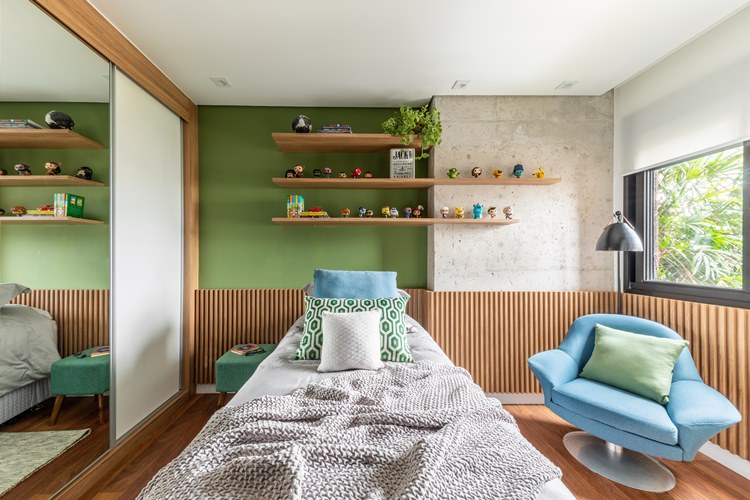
[87, 0, 750, 107]
[0, 0, 109, 102]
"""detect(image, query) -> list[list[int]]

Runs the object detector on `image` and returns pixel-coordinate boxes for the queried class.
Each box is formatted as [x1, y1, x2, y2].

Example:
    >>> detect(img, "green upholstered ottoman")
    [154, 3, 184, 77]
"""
[216, 344, 276, 406]
[50, 347, 110, 425]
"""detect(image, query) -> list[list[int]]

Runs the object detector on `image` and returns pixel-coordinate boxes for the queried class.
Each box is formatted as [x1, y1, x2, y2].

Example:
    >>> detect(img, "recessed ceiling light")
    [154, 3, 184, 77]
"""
[555, 81, 578, 90]
[210, 76, 232, 88]
[451, 80, 471, 90]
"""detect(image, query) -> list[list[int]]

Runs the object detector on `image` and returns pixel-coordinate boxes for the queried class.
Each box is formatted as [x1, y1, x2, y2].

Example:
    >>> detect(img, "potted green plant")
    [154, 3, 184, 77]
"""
[381, 105, 442, 160]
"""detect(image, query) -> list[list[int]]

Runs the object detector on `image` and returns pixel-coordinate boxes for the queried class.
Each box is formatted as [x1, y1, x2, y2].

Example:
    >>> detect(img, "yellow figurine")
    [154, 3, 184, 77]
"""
[381, 206, 391, 218]
[532, 167, 545, 179]
[492, 169, 503, 178]
[454, 207, 465, 219]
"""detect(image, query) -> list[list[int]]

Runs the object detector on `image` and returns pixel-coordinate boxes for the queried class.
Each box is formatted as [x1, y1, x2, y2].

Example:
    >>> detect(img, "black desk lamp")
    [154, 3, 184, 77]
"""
[596, 211, 643, 314]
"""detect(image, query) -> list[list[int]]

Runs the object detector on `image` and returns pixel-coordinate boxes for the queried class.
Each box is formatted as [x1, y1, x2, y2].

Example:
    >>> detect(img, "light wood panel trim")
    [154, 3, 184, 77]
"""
[423, 291, 617, 393]
[11, 289, 109, 357]
[195, 288, 426, 385]
[32, 0, 194, 121]
[183, 112, 199, 394]
[623, 294, 750, 460]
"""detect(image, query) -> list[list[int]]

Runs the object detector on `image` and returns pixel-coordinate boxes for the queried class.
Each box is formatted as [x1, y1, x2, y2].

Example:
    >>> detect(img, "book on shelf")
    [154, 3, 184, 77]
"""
[231, 343, 264, 355]
[0, 119, 43, 129]
[54, 193, 85, 218]
[318, 123, 353, 133]
[25, 210, 55, 216]
[90, 346, 110, 357]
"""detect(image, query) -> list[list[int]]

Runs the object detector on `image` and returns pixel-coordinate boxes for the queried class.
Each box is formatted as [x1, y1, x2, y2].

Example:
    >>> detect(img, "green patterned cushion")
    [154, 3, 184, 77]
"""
[294, 296, 412, 362]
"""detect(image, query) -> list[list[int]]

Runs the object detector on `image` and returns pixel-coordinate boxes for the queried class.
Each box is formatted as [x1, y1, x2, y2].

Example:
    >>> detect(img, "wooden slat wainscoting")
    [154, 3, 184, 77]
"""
[194, 288, 426, 385]
[12, 289, 109, 358]
[422, 291, 617, 393]
[623, 294, 750, 461]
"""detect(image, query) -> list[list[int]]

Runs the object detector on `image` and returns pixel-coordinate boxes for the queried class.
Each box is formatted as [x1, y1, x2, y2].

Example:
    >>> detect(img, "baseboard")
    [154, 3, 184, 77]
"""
[486, 393, 545, 404]
[700, 441, 750, 480]
[196, 384, 216, 394]
[52, 390, 192, 499]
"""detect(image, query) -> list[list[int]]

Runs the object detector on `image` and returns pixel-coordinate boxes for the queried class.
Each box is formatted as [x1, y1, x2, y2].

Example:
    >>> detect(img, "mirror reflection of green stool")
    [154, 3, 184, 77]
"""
[50, 347, 110, 425]
[216, 344, 276, 406]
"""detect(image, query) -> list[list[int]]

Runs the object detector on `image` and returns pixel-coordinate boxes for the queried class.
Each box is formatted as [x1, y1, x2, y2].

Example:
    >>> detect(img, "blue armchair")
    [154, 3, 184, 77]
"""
[528, 314, 741, 491]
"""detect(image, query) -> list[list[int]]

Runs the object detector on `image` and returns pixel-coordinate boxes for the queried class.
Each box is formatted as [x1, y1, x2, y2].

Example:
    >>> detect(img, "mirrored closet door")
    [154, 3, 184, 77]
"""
[0, 0, 112, 496]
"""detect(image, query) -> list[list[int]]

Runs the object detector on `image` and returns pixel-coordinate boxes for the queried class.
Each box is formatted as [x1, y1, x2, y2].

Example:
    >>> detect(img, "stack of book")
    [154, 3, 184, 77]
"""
[231, 343, 265, 356]
[25, 209, 55, 217]
[54, 193, 85, 218]
[90, 346, 110, 357]
[0, 119, 42, 129]
[318, 123, 352, 134]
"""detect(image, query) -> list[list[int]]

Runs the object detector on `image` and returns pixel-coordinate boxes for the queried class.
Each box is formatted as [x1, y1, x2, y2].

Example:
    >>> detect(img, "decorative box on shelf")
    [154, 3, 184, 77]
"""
[389, 148, 415, 179]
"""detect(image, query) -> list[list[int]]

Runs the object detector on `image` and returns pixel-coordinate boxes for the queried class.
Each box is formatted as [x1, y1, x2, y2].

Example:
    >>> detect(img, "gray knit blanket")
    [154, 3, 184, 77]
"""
[139, 363, 561, 499]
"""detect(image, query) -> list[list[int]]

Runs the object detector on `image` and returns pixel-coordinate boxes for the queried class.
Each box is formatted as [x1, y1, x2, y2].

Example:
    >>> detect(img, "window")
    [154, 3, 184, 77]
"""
[624, 141, 750, 308]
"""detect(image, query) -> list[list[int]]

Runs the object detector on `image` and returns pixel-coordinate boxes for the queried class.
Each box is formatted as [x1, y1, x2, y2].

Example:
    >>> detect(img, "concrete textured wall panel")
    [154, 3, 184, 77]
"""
[430, 94, 614, 291]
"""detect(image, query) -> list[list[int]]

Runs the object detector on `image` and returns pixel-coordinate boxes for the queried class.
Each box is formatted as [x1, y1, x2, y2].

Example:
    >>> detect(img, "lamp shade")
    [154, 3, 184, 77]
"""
[596, 212, 643, 252]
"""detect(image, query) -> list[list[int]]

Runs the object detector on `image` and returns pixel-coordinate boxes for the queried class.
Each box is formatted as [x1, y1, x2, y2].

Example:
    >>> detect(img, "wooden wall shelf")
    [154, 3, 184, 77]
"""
[272, 217, 518, 227]
[0, 216, 104, 225]
[272, 177, 561, 189]
[272, 133, 421, 153]
[0, 175, 105, 187]
[0, 128, 105, 149]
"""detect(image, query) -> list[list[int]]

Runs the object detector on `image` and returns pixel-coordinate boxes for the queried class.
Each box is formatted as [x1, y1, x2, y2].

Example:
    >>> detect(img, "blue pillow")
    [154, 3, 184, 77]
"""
[313, 269, 399, 299]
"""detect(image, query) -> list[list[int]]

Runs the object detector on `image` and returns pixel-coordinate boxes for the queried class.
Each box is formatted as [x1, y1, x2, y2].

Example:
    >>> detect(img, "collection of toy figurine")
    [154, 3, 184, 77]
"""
[284, 164, 374, 179]
[0, 163, 94, 217]
[446, 164, 544, 179]
[336, 203, 513, 220]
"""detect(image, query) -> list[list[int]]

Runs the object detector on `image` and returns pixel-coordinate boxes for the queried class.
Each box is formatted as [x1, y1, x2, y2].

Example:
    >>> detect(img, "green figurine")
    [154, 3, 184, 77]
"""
[447, 168, 460, 179]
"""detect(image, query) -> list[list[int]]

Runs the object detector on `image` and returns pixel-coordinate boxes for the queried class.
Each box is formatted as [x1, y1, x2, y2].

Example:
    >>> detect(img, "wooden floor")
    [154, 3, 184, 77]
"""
[22, 395, 749, 499]
[0, 395, 109, 500]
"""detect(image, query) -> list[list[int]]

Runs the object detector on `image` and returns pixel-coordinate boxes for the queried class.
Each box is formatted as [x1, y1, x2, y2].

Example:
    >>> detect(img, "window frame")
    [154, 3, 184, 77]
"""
[624, 140, 750, 309]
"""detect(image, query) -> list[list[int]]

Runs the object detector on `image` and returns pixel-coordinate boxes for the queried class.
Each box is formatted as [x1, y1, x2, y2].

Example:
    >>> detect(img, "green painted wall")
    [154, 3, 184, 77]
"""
[199, 106, 428, 289]
[0, 102, 109, 289]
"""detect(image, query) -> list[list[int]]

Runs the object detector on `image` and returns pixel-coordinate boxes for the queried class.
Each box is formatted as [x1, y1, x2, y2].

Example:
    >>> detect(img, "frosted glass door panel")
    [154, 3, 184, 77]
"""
[112, 69, 182, 440]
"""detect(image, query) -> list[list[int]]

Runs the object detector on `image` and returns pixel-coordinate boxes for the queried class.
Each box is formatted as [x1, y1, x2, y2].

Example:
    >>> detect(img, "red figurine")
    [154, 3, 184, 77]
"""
[351, 167, 362, 178]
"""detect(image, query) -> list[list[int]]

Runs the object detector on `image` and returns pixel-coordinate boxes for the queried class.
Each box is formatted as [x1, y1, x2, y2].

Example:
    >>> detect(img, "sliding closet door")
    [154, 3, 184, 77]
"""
[111, 68, 183, 440]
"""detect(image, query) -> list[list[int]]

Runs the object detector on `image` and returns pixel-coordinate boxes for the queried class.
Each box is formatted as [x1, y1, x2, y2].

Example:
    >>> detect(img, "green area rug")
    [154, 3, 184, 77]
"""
[0, 429, 90, 496]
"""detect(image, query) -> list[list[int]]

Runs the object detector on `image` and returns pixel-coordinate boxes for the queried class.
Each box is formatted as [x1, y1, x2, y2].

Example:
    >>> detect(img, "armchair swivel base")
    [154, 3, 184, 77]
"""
[564, 431, 675, 492]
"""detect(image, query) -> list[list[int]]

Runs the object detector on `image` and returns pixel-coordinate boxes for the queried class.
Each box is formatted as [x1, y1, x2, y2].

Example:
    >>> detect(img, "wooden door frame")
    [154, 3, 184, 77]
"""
[31, 1, 198, 497]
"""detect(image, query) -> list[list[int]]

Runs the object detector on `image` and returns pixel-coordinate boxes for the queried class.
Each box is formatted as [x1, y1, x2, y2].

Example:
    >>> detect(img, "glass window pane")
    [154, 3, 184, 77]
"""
[651, 146, 743, 288]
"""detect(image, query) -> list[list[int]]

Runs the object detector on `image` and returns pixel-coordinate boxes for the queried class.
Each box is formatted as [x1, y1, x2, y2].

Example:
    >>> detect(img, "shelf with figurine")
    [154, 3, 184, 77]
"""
[272, 217, 518, 226]
[0, 174, 104, 187]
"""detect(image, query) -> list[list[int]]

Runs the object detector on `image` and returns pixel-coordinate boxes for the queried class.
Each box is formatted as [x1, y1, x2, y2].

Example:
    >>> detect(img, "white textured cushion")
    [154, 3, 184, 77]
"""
[318, 310, 384, 372]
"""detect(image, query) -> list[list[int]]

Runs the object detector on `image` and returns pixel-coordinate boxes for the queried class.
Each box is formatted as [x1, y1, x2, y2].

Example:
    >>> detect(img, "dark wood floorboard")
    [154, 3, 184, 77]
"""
[39, 396, 748, 499]
[505, 405, 750, 500]
[92, 394, 220, 500]
[0, 395, 109, 500]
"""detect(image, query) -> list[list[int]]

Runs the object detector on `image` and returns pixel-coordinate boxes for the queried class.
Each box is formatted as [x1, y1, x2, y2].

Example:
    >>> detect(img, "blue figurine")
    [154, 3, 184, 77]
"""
[358, 207, 367, 218]
[472, 203, 483, 219]
[512, 164, 524, 178]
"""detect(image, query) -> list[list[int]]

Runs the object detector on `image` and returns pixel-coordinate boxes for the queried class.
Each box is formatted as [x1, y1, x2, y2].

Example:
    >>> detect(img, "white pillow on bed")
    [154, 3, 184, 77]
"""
[318, 310, 384, 372]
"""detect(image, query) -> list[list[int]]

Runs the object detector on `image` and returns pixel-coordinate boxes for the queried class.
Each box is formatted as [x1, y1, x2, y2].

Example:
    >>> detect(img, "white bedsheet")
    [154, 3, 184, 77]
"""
[229, 315, 574, 500]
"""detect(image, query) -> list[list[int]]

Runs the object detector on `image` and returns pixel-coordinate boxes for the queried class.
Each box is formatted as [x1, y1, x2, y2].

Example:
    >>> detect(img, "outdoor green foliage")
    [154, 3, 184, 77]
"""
[381, 105, 442, 160]
[654, 146, 743, 288]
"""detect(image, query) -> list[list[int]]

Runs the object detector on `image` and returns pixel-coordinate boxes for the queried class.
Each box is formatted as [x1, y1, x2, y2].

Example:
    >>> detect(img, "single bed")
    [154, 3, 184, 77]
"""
[0, 303, 60, 424]
[142, 315, 574, 499]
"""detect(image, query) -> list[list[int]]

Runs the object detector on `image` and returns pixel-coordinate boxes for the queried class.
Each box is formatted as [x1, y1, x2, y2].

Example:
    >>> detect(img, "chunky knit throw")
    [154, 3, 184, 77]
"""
[139, 363, 561, 499]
